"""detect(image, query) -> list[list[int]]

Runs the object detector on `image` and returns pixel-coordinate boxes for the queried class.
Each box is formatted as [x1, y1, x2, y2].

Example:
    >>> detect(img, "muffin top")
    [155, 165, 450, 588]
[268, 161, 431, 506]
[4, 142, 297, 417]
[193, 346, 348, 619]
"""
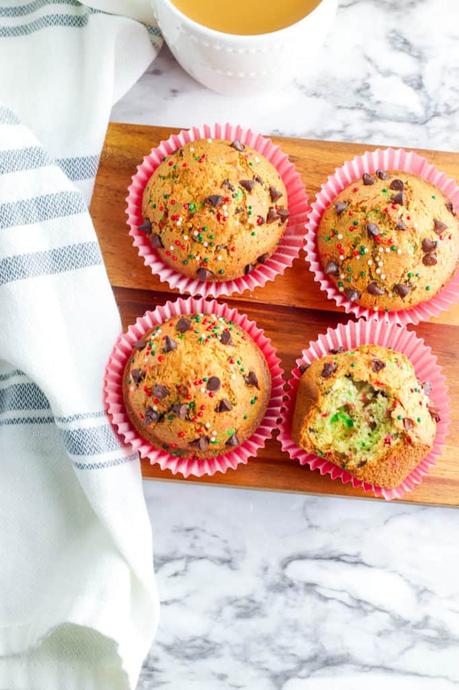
[140, 139, 288, 282]
[317, 170, 459, 310]
[123, 313, 271, 458]
[292, 344, 438, 485]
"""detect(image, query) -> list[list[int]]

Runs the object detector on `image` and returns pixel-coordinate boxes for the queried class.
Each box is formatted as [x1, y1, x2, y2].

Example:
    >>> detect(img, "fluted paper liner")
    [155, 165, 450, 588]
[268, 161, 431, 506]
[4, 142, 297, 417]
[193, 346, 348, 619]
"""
[126, 123, 309, 297]
[104, 297, 284, 478]
[305, 148, 459, 325]
[278, 318, 450, 500]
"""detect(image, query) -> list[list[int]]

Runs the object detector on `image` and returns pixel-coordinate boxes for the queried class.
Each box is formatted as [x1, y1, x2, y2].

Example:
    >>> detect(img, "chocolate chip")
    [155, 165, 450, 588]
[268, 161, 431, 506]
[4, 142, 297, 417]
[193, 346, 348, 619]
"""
[244, 264, 254, 275]
[394, 283, 410, 298]
[190, 436, 210, 452]
[257, 253, 269, 264]
[226, 433, 239, 447]
[367, 281, 385, 296]
[239, 179, 255, 193]
[396, 220, 407, 231]
[371, 358, 386, 372]
[428, 404, 441, 422]
[403, 417, 414, 431]
[362, 173, 375, 185]
[197, 268, 214, 281]
[269, 185, 283, 202]
[171, 403, 189, 420]
[299, 363, 310, 374]
[151, 233, 164, 248]
[330, 346, 344, 354]
[222, 178, 235, 192]
[254, 174, 264, 185]
[230, 139, 245, 152]
[139, 219, 152, 234]
[220, 329, 233, 345]
[144, 407, 159, 424]
[422, 252, 437, 266]
[277, 207, 289, 224]
[391, 191, 404, 205]
[335, 201, 348, 215]
[367, 222, 380, 238]
[133, 340, 146, 351]
[244, 371, 259, 388]
[433, 218, 448, 234]
[153, 384, 169, 399]
[205, 194, 224, 208]
[390, 179, 404, 191]
[325, 261, 339, 275]
[376, 169, 389, 180]
[266, 207, 279, 224]
[207, 376, 221, 391]
[163, 336, 177, 353]
[216, 398, 232, 413]
[131, 368, 144, 384]
[422, 238, 438, 253]
[446, 201, 456, 216]
[357, 460, 368, 467]
[423, 381, 433, 396]
[321, 361, 337, 378]
[344, 288, 361, 302]
[176, 317, 191, 333]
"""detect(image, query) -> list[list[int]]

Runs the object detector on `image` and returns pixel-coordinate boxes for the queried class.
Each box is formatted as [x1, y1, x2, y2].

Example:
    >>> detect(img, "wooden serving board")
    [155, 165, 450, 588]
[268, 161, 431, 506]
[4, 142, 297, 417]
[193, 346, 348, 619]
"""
[91, 123, 459, 507]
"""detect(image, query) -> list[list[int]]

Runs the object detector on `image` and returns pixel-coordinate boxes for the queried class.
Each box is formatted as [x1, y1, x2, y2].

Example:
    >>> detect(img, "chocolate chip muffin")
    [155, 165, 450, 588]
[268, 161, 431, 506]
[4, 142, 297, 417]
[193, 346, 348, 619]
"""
[317, 170, 459, 310]
[139, 138, 288, 282]
[292, 345, 438, 489]
[123, 313, 271, 458]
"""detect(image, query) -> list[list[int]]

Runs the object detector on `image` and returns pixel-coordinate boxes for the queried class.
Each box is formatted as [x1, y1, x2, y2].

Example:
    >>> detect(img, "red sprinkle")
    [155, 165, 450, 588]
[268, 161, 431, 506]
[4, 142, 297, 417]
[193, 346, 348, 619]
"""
[198, 411, 203, 418]
[158, 355, 164, 363]
[178, 431, 185, 438]
[352, 187, 359, 193]
[168, 160, 173, 166]
[208, 391, 215, 398]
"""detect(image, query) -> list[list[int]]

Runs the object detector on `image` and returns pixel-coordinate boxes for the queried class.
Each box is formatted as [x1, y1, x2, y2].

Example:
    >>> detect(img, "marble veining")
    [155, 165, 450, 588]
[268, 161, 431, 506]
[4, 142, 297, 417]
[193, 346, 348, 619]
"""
[111, 0, 459, 687]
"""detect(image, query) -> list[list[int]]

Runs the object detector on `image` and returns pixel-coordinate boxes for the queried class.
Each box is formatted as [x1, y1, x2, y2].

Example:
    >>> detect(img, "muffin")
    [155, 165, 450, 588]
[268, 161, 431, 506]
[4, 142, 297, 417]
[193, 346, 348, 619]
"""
[139, 138, 288, 281]
[317, 170, 459, 310]
[123, 312, 271, 458]
[291, 344, 438, 488]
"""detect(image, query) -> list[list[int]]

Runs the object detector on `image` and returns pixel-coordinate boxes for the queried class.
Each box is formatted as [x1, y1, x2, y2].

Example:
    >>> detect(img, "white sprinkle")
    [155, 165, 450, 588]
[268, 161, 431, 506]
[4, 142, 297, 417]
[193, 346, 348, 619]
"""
[176, 217, 182, 226]
[368, 259, 373, 266]
[235, 221, 240, 226]
[231, 374, 236, 380]
[203, 242, 208, 247]
[377, 260, 383, 267]
[374, 306, 379, 311]
[205, 422, 211, 429]
[211, 430, 217, 437]
[200, 387, 206, 393]
[129, 385, 135, 392]
[355, 255, 360, 261]
[339, 273, 344, 279]
[207, 138, 212, 143]
[339, 255, 344, 261]
[193, 230, 199, 236]
[337, 233, 343, 240]
[381, 274, 386, 280]
[385, 247, 390, 253]
[218, 255, 223, 261]
[222, 205, 228, 212]
[169, 245, 174, 252]
[153, 405, 157, 411]
[397, 249, 402, 255]
[376, 268, 381, 275]
[190, 147, 195, 152]
[379, 247, 384, 253]
[255, 156, 260, 163]
[195, 255, 200, 261]
[184, 235, 189, 241]
[223, 214, 229, 219]
[338, 287, 344, 292]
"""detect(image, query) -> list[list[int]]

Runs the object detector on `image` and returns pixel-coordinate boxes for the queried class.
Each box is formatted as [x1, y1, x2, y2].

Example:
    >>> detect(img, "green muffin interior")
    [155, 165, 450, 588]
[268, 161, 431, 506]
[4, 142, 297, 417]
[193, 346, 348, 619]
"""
[308, 375, 400, 467]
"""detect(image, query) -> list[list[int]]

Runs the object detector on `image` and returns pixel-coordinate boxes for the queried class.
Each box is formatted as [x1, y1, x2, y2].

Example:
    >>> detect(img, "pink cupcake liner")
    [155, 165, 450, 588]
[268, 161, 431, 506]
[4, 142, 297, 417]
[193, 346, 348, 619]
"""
[305, 148, 459, 325]
[278, 318, 450, 500]
[104, 297, 284, 478]
[126, 122, 309, 298]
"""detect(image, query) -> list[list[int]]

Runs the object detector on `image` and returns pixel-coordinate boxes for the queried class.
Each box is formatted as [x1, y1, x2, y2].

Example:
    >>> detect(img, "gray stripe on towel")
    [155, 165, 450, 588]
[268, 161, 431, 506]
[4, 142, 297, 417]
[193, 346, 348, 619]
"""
[0, 191, 85, 228]
[0, 242, 102, 285]
[61, 424, 121, 456]
[0, 0, 80, 16]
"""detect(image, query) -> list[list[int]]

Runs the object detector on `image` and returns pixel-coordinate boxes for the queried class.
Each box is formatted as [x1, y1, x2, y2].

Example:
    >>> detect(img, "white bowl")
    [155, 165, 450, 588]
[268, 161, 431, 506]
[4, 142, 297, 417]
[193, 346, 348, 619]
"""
[152, 0, 338, 95]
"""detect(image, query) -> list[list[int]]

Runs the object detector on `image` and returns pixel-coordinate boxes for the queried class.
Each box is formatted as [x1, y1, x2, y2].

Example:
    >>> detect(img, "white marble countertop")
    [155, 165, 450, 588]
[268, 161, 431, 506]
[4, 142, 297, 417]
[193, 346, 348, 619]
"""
[112, 1, 459, 687]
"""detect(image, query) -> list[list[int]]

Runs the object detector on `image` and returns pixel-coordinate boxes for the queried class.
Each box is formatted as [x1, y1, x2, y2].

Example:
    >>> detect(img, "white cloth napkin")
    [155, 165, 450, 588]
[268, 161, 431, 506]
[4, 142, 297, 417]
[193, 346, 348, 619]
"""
[0, 3, 163, 689]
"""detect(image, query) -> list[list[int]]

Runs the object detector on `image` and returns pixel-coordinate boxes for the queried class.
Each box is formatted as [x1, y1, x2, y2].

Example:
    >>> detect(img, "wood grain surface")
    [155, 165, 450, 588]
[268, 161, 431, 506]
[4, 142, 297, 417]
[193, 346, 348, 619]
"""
[91, 123, 459, 506]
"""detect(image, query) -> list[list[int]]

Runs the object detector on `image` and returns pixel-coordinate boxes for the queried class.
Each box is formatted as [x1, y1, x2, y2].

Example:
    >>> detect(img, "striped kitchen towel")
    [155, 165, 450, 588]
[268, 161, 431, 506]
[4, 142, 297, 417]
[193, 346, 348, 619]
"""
[0, 3, 162, 686]
[0, 0, 162, 203]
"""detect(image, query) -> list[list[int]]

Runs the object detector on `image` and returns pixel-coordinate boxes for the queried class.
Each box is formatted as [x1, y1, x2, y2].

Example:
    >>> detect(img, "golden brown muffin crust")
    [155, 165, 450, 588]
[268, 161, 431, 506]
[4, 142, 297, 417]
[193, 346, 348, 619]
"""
[141, 139, 288, 281]
[292, 344, 437, 488]
[317, 171, 459, 310]
[123, 313, 271, 458]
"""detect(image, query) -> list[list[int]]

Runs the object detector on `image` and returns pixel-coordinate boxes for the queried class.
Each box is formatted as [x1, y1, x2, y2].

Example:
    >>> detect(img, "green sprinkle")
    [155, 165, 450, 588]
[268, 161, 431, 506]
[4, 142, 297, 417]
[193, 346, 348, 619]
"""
[382, 188, 388, 193]
[330, 411, 354, 428]
[197, 233, 203, 242]
[163, 193, 170, 199]
[359, 246, 366, 255]
[325, 236, 331, 241]
[391, 245, 397, 251]
[209, 242, 214, 247]
[188, 402, 195, 409]
[210, 439, 218, 444]
[250, 397, 257, 405]
[426, 285, 431, 291]
[432, 195, 436, 199]
[227, 428, 236, 436]
[240, 367, 245, 372]
[346, 276, 352, 283]
[407, 272, 413, 278]
[415, 272, 420, 277]
[188, 202, 196, 212]
[208, 234, 214, 239]
[218, 269, 225, 275]
[416, 417, 421, 423]
[183, 259, 189, 265]
[353, 220, 359, 226]
[243, 414, 248, 420]
[347, 266, 352, 272]
[337, 281, 343, 287]
[397, 415, 402, 420]
[203, 377, 208, 382]
[251, 231, 256, 236]
[360, 271, 366, 277]
[167, 415, 174, 421]
[351, 363, 355, 368]
[152, 203, 156, 209]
